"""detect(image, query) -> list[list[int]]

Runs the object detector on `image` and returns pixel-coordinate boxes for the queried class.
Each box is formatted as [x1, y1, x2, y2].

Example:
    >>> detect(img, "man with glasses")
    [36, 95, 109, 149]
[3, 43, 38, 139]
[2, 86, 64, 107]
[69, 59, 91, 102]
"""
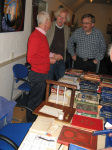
[67, 14, 106, 73]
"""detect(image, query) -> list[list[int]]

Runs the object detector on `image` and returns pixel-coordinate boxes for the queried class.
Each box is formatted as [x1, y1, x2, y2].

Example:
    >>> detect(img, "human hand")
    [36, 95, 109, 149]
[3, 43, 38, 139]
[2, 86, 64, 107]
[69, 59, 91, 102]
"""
[93, 59, 98, 64]
[107, 127, 112, 137]
[50, 57, 56, 64]
[72, 54, 76, 61]
[54, 54, 63, 61]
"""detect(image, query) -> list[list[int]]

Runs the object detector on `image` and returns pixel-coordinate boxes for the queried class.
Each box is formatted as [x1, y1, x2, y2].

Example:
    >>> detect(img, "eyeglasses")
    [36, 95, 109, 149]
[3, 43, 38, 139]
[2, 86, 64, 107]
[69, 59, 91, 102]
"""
[82, 22, 92, 25]
[58, 15, 66, 20]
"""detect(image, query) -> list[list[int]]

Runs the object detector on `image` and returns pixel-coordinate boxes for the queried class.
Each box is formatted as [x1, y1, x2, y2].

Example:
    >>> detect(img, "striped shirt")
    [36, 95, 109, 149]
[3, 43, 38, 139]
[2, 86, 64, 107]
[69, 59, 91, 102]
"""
[67, 27, 106, 61]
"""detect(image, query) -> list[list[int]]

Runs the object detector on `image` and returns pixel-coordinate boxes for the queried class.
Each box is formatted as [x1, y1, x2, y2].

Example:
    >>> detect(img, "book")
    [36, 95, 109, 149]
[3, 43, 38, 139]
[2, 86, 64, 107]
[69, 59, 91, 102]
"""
[101, 74, 112, 81]
[71, 114, 103, 131]
[69, 143, 87, 150]
[76, 101, 98, 115]
[75, 111, 97, 118]
[57, 125, 97, 149]
[100, 82, 112, 88]
[75, 92, 99, 104]
[65, 69, 83, 77]
[59, 75, 78, 85]
[83, 74, 101, 82]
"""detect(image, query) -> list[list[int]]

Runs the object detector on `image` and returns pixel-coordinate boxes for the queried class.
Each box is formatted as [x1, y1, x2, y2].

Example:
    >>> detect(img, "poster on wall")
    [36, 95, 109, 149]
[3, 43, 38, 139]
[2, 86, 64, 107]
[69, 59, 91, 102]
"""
[0, 0, 26, 33]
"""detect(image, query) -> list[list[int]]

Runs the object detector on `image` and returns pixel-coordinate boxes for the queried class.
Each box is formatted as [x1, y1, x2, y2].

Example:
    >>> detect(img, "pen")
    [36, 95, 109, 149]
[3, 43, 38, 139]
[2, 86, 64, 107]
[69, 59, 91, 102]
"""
[38, 136, 55, 142]
[58, 144, 63, 150]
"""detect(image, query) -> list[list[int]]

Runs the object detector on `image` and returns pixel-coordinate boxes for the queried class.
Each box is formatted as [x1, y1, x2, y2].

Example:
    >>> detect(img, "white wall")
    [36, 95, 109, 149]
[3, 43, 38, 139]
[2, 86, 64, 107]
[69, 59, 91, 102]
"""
[74, 3, 112, 44]
[47, 0, 73, 20]
[0, 0, 32, 63]
[0, 0, 32, 100]
[47, 0, 62, 12]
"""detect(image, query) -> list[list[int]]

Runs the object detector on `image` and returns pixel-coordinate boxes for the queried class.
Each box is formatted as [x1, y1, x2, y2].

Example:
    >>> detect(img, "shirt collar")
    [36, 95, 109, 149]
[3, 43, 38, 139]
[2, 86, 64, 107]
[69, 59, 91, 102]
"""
[82, 27, 95, 35]
[36, 27, 46, 35]
[55, 23, 64, 29]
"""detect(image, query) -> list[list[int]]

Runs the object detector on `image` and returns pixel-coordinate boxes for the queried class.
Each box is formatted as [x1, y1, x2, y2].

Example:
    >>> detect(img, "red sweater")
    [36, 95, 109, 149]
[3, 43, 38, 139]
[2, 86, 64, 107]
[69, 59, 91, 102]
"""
[27, 29, 50, 74]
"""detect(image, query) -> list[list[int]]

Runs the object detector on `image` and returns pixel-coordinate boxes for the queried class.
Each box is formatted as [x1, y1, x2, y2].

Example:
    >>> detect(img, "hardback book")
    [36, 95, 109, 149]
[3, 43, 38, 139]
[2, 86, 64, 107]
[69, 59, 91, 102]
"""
[102, 78, 112, 84]
[76, 102, 98, 115]
[59, 75, 78, 85]
[66, 69, 83, 73]
[83, 74, 101, 82]
[86, 71, 101, 77]
[101, 74, 112, 81]
[65, 69, 83, 77]
[100, 82, 112, 88]
[79, 80, 98, 92]
[75, 111, 97, 118]
[71, 114, 103, 131]
[101, 86, 112, 94]
[57, 125, 97, 150]
[75, 92, 99, 104]
[100, 100, 112, 107]
[69, 143, 87, 150]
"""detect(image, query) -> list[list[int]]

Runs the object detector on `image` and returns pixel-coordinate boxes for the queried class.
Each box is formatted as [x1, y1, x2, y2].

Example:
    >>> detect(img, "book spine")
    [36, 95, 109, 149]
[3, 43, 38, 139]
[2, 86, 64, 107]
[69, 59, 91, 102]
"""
[77, 109, 98, 115]
[57, 139, 68, 146]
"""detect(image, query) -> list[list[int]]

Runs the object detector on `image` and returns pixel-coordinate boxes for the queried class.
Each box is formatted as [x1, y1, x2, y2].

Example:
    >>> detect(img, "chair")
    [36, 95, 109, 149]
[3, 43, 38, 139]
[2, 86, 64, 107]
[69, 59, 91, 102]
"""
[0, 96, 32, 150]
[11, 64, 31, 100]
[0, 123, 32, 150]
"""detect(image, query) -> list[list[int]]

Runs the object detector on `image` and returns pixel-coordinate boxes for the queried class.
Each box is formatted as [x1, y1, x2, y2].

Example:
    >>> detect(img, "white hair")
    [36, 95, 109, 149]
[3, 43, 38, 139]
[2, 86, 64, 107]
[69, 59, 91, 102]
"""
[37, 11, 51, 25]
[54, 8, 70, 23]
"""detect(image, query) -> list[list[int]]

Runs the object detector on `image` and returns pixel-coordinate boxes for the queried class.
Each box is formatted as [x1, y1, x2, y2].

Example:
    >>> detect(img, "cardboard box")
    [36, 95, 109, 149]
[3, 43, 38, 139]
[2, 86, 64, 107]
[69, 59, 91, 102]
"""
[12, 107, 26, 123]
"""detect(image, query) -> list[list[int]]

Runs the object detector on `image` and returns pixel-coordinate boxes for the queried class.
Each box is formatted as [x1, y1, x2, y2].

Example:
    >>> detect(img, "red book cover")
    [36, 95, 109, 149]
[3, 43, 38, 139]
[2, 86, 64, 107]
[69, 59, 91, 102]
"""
[57, 125, 97, 150]
[71, 114, 103, 131]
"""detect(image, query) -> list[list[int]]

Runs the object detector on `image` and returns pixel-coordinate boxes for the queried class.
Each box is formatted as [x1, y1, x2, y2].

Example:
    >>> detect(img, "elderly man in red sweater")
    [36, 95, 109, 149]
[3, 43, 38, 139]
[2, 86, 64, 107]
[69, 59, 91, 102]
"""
[27, 11, 56, 122]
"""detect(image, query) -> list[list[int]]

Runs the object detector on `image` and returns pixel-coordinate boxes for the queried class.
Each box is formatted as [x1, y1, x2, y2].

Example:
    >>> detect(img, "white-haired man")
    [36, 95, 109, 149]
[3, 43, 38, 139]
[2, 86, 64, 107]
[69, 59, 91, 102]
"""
[27, 11, 55, 122]
[47, 7, 70, 81]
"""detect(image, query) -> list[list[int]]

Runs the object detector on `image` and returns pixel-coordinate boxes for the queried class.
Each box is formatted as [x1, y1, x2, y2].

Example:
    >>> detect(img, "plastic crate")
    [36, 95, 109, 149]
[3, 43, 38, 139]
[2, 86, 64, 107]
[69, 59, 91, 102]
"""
[0, 96, 16, 129]
[0, 113, 8, 129]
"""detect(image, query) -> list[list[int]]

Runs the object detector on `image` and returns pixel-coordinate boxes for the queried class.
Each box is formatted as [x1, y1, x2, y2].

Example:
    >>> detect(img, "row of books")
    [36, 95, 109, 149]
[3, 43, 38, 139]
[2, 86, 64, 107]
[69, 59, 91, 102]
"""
[57, 114, 103, 150]
[47, 69, 105, 149]
[48, 73, 100, 118]
[74, 80, 99, 118]
[100, 86, 112, 119]
[65, 69, 112, 88]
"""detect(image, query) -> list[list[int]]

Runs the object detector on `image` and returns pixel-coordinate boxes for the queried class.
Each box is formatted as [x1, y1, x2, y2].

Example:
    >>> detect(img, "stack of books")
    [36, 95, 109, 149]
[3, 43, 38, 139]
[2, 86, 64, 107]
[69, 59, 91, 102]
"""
[100, 74, 112, 88]
[71, 114, 103, 131]
[83, 72, 101, 82]
[57, 115, 103, 150]
[58, 75, 80, 89]
[65, 69, 84, 77]
[57, 125, 97, 149]
[100, 86, 112, 118]
[74, 80, 99, 118]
